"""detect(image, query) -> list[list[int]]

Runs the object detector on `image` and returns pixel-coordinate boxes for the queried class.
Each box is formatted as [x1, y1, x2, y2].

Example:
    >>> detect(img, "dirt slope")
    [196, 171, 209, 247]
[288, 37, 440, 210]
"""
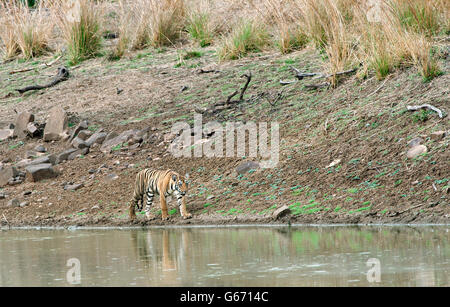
[0, 45, 449, 227]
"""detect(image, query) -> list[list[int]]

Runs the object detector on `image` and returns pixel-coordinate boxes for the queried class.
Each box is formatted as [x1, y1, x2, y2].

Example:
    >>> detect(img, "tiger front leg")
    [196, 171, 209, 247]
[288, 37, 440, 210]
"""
[176, 192, 192, 219]
[144, 191, 156, 221]
[160, 194, 170, 220]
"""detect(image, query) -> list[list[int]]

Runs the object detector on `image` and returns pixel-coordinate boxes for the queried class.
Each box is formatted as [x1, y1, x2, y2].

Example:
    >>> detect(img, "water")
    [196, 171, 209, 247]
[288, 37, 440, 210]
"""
[0, 225, 448, 286]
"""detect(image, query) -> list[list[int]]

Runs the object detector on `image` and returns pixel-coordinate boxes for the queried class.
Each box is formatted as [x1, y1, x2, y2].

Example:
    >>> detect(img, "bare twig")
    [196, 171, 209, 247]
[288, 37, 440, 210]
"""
[9, 54, 63, 75]
[226, 90, 239, 104]
[367, 76, 389, 97]
[239, 72, 252, 101]
[406, 104, 446, 118]
[279, 79, 297, 85]
[290, 66, 356, 80]
[16, 66, 69, 94]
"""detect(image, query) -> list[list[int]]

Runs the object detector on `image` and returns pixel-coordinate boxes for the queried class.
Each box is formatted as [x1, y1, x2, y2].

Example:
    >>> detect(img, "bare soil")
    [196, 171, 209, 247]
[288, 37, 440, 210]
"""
[0, 44, 449, 227]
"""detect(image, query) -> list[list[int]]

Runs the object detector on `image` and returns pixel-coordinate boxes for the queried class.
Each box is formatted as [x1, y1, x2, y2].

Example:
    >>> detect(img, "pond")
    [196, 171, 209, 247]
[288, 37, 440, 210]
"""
[0, 225, 448, 286]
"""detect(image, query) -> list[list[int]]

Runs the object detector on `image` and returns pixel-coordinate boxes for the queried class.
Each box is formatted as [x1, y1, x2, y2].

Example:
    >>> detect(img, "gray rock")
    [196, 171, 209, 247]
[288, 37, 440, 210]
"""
[25, 163, 59, 182]
[19, 201, 29, 208]
[0, 129, 13, 141]
[406, 145, 428, 159]
[100, 130, 140, 153]
[71, 137, 89, 149]
[7, 198, 20, 207]
[64, 183, 84, 191]
[13, 112, 34, 139]
[407, 137, 423, 148]
[77, 130, 93, 141]
[55, 148, 78, 164]
[85, 131, 107, 147]
[67, 147, 89, 160]
[26, 122, 39, 137]
[28, 156, 51, 166]
[68, 120, 89, 142]
[105, 173, 119, 181]
[272, 205, 291, 219]
[34, 145, 47, 153]
[0, 166, 19, 187]
[236, 161, 260, 175]
[43, 106, 68, 142]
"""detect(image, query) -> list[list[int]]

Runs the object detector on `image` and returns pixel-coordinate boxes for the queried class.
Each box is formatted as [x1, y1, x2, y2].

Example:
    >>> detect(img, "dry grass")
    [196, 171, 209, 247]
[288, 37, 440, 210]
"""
[0, 1, 53, 60]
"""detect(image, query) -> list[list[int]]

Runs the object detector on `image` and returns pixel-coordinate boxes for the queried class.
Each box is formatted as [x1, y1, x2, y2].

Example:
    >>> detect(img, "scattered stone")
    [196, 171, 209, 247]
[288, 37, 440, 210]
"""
[88, 168, 97, 174]
[25, 163, 59, 182]
[236, 161, 260, 175]
[85, 130, 107, 147]
[0, 129, 14, 141]
[55, 148, 78, 164]
[327, 159, 341, 168]
[68, 120, 89, 143]
[430, 131, 446, 141]
[43, 106, 68, 142]
[77, 130, 93, 141]
[26, 122, 39, 137]
[406, 145, 427, 159]
[71, 136, 89, 149]
[91, 205, 100, 210]
[105, 173, 119, 181]
[273, 205, 291, 219]
[34, 145, 47, 153]
[19, 201, 29, 208]
[100, 130, 140, 153]
[7, 198, 20, 207]
[67, 148, 89, 160]
[0, 192, 5, 199]
[28, 156, 51, 166]
[407, 137, 423, 148]
[13, 111, 34, 139]
[64, 183, 84, 191]
[0, 166, 19, 187]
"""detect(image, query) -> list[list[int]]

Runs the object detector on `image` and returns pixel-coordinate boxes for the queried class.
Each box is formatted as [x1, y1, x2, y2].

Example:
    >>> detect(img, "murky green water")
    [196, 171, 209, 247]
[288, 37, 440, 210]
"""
[0, 225, 448, 286]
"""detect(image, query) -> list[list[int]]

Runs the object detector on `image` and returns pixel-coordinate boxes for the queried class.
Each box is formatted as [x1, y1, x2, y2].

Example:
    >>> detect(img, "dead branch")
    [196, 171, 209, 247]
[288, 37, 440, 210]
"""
[406, 104, 445, 118]
[279, 79, 297, 85]
[239, 72, 252, 101]
[290, 66, 357, 80]
[16, 66, 69, 94]
[9, 54, 63, 75]
[197, 68, 221, 74]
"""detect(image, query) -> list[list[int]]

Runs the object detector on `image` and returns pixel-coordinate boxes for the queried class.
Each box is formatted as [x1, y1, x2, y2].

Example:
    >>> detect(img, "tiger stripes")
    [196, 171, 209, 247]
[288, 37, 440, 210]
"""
[129, 169, 191, 221]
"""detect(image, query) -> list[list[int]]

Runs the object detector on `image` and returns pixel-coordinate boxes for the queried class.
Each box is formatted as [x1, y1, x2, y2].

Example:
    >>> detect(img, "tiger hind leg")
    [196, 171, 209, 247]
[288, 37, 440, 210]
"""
[129, 194, 142, 220]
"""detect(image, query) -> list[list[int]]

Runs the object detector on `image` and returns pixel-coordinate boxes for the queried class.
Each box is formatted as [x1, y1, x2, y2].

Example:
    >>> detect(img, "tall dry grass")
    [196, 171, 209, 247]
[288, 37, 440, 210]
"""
[0, 1, 53, 60]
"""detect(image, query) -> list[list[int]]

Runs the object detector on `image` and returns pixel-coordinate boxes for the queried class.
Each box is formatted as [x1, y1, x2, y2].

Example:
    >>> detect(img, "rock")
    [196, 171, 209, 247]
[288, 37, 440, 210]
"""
[272, 205, 291, 219]
[104, 131, 118, 142]
[91, 205, 100, 210]
[236, 161, 260, 175]
[85, 130, 107, 147]
[406, 145, 427, 159]
[77, 130, 93, 141]
[28, 156, 51, 166]
[0, 166, 19, 187]
[71, 137, 89, 149]
[0, 192, 5, 199]
[64, 183, 84, 191]
[43, 106, 68, 142]
[25, 150, 37, 159]
[7, 198, 20, 207]
[19, 201, 29, 208]
[25, 163, 59, 182]
[34, 145, 47, 153]
[326, 159, 341, 168]
[54, 148, 78, 164]
[100, 130, 140, 153]
[67, 147, 89, 160]
[0, 129, 14, 141]
[407, 137, 423, 148]
[16, 159, 32, 168]
[430, 131, 446, 141]
[13, 111, 35, 139]
[68, 120, 89, 142]
[26, 122, 39, 137]
[105, 173, 119, 181]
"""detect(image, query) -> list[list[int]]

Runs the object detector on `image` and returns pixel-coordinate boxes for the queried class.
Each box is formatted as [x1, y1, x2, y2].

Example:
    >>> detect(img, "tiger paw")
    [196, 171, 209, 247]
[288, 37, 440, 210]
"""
[161, 215, 170, 221]
[183, 213, 192, 220]
[145, 213, 156, 221]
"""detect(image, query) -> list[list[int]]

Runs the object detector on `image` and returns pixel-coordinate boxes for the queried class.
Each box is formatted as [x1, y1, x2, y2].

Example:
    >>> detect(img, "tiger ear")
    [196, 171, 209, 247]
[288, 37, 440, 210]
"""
[172, 174, 177, 181]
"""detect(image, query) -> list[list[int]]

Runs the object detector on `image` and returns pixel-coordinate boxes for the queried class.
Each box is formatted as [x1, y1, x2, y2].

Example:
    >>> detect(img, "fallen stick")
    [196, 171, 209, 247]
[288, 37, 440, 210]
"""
[406, 104, 445, 118]
[9, 54, 63, 75]
[16, 66, 69, 94]
[290, 66, 356, 80]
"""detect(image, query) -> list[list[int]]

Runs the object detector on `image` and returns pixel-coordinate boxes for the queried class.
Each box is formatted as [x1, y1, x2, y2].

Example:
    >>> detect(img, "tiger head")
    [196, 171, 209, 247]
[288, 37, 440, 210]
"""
[171, 173, 189, 196]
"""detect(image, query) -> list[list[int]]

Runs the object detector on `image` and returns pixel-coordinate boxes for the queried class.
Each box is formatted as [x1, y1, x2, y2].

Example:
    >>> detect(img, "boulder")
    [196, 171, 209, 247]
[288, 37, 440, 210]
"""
[68, 120, 89, 142]
[43, 106, 68, 142]
[85, 130, 107, 147]
[77, 130, 93, 141]
[54, 148, 78, 164]
[430, 131, 446, 141]
[71, 137, 89, 149]
[406, 145, 427, 159]
[0, 166, 19, 187]
[272, 205, 291, 219]
[100, 130, 140, 153]
[236, 161, 260, 175]
[25, 163, 59, 182]
[13, 111, 34, 139]
[0, 129, 14, 141]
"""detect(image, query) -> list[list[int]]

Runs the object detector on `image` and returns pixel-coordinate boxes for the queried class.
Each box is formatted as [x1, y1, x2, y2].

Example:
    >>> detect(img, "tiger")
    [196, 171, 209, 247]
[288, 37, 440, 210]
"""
[129, 169, 192, 221]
